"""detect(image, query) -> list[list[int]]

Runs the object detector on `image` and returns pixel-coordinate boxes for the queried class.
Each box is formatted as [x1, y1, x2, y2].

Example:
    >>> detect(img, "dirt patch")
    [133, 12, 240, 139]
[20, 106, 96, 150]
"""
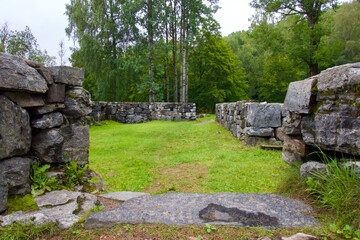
[194, 120, 215, 126]
[145, 163, 208, 194]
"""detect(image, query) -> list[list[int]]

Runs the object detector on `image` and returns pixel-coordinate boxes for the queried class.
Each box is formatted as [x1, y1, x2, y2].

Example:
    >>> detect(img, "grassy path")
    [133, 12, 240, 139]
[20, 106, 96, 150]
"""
[89, 116, 292, 194]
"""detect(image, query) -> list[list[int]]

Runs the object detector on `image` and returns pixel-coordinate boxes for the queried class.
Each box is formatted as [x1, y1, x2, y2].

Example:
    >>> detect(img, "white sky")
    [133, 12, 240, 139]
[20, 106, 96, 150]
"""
[0, 0, 255, 65]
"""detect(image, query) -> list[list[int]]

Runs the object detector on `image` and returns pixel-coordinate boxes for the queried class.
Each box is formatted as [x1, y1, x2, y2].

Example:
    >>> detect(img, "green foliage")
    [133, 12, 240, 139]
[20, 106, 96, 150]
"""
[204, 223, 217, 233]
[0, 222, 57, 240]
[189, 25, 248, 112]
[0, 23, 56, 66]
[62, 161, 89, 190]
[30, 163, 62, 197]
[7, 195, 39, 213]
[305, 152, 360, 229]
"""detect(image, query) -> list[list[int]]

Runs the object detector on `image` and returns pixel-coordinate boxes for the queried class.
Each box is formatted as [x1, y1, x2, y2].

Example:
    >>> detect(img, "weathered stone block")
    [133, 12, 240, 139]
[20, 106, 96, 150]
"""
[31, 103, 65, 115]
[49, 66, 84, 86]
[24, 59, 54, 84]
[0, 53, 48, 93]
[0, 95, 31, 160]
[283, 77, 317, 114]
[3, 92, 45, 108]
[32, 129, 64, 163]
[62, 124, 89, 165]
[62, 87, 92, 118]
[0, 173, 8, 213]
[0, 157, 32, 196]
[31, 112, 64, 129]
[244, 127, 274, 137]
[46, 84, 66, 103]
[245, 103, 282, 128]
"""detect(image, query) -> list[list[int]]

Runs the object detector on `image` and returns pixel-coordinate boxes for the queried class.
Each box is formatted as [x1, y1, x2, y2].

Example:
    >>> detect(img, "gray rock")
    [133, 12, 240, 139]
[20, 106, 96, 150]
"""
[31, 103, 65, 115]
[0, 211, 53, 227]
[300, 161, 327, 179]
[100, 191, 149, 202]
[282, 233, 317, 240]
[62, 123, 89, 165]
[32, 128, 64, 163]
[85, 193, 318, 229]
[244, 127, 274, 137]
[343, 161, 360, 178]
[245, 103, 282, 128]
[49, 66, 84, 86]
[282, 150, 304, 166]
[3, 92, 45, 108]
[46, 84, 66, 103]
[0, 53, 48, 93]
[317, 62, 360, 93]
[24, 59, 54, 84]
[0, 173, 8, 213]
[0, 157, 31, 196]
[0, 95, 31, 160]
[62, 87, 92, 118]
[31, 112, 63, 129]
[283, 77, 317, 114]
[35, 190, 82, 208]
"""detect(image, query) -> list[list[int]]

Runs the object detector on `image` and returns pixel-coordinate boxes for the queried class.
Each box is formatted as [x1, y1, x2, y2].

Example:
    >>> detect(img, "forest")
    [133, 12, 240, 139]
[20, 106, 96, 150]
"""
[1, 0, 359, 112]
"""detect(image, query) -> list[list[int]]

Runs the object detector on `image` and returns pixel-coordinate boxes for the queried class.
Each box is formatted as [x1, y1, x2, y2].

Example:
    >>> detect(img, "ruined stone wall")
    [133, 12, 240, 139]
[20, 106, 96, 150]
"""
[282, 63, 360, 165]
[215, 101, 283, 145]
[216, 63, 360, 166]
[90, 101, 196, 123]
[0, 53, 92, 212]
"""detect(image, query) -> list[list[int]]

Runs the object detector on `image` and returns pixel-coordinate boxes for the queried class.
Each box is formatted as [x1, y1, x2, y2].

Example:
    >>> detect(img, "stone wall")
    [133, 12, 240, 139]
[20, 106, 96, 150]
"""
[215, 101, 283, 145]
[0, 53, 91, 212]
[282, 63, 360, 165]
[90, 101, 196, 124]
[216, 63, 360, 166]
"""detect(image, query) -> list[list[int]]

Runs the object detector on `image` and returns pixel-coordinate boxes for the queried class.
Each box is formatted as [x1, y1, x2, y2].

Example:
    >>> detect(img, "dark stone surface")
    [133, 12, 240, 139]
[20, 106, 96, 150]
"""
[31, 112, 64, 129]
[3, 92, 45, 108]
[62, 87, 92, 118]
[0, 173, 8, 213]
[85, 193, 318, 229]
[0, 53, 48, 93]
[0, 157, 31, 196]
[46, 84, 66, 103]
[49, 66, 84, 86]
[0, 95, 31, 160]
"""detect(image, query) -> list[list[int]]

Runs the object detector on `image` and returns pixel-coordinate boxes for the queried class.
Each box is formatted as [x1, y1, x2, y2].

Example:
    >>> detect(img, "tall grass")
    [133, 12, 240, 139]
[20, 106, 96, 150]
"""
[305, 151, 360, 228]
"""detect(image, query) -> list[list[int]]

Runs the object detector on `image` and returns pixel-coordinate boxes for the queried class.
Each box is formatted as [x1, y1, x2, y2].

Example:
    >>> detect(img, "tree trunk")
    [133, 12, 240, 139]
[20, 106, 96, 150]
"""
[172, 0, 178, 102]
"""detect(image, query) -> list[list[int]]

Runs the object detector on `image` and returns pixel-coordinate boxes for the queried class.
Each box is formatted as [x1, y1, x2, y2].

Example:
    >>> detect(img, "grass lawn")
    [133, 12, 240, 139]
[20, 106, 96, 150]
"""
[89, 115, 292, 194]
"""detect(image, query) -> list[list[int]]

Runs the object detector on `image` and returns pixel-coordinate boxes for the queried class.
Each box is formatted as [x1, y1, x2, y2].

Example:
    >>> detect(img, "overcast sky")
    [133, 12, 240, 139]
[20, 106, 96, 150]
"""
[0, 0, 254, 65]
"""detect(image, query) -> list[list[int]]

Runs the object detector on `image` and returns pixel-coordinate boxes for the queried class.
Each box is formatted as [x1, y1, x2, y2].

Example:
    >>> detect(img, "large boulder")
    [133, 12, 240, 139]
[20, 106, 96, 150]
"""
[0, 95, 31, 160]
[31, 112, 64, 129]
[0, 173, 8, 213]
[283, 77, 318, 114]
[61, 87, 92, 119]
[245, 103, 282, 128]
[49, 66, 84, 86]
[0, 157, 32, 196]
[0, 53, 48, 93]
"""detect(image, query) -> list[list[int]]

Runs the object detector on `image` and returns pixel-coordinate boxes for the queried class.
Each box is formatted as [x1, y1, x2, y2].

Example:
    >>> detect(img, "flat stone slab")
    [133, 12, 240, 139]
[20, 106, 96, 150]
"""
[100, 191, 149, 201]
[85, 193, 319, 229]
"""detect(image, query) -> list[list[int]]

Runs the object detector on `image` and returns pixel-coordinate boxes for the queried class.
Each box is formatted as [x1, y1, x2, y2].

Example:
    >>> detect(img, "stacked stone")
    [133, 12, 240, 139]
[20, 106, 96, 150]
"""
[0, 53, 91, 213]
[282, 63, 360, 165]
[215, 101, 283, 145]
[90, 102, 196, 124]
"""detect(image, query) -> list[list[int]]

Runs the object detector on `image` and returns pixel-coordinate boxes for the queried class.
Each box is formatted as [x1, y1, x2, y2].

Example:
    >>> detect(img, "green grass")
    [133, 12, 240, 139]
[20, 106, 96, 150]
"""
[90, 115, 291, 194]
